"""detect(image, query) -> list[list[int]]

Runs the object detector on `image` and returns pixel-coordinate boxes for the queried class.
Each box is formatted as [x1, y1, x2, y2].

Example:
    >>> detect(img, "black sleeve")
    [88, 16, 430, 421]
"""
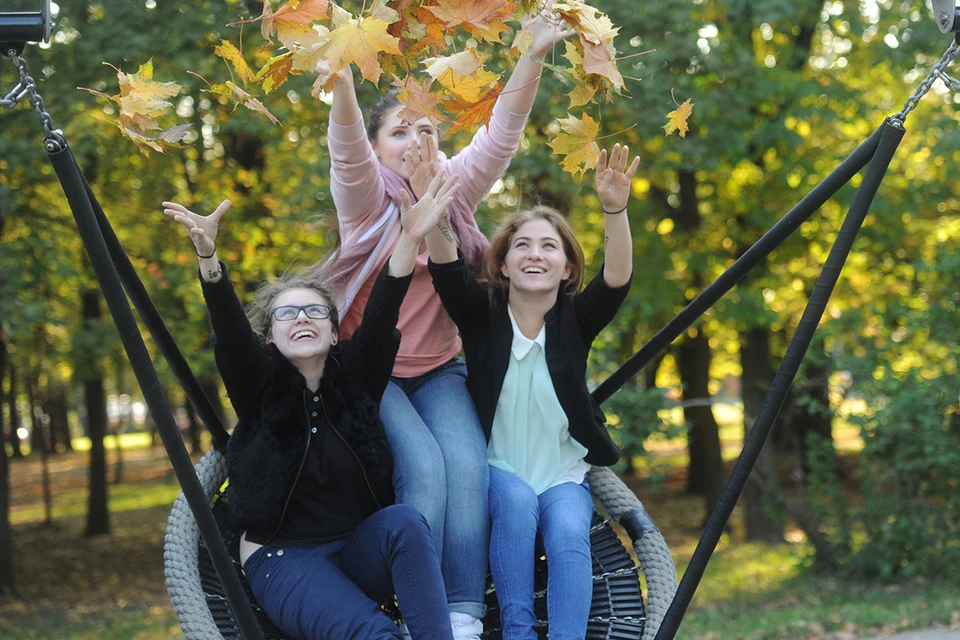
[427, 251, 491, 338]
[342, 263, 413, 400]
[199, 264, 271, 420]
[572, 267, 633, 347]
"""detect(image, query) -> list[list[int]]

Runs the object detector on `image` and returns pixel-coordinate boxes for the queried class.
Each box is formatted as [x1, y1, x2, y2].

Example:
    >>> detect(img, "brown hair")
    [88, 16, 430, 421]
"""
[245, 273, 340, 339]
[366, 87, 403, 141]
[483, 206, 585, 301]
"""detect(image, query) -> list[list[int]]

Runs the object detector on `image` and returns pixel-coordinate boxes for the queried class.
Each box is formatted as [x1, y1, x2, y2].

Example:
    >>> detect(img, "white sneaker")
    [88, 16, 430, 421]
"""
[450, 612, 483, 640]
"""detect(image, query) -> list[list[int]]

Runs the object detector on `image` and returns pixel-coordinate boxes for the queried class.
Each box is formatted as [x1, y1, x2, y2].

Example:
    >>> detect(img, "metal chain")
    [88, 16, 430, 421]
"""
[3, 47, 66, 152]
[891, 39, 960, 125]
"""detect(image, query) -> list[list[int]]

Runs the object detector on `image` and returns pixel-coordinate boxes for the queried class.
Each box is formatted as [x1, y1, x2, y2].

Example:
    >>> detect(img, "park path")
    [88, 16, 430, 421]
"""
[867, 629, 960, 639]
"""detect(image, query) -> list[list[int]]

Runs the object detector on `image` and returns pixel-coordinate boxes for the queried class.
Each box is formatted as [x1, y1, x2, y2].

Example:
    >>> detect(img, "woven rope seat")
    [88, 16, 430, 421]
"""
[165, 450, 677, 640]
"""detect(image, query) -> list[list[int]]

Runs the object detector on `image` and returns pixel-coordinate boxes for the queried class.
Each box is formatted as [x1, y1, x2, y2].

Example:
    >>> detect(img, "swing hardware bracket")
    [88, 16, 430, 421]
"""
[932, 0, 960, 33]
[0, 0, 53, 55]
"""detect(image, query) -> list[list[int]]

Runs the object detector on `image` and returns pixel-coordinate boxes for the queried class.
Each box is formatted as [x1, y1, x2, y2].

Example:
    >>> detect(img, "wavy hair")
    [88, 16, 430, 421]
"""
[245, 272, 340, 340]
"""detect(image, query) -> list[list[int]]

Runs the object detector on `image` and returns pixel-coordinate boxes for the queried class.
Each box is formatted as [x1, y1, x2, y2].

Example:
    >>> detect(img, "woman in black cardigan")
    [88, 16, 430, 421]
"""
[421, 145, 640, 640]
[161, 172, 460, 640]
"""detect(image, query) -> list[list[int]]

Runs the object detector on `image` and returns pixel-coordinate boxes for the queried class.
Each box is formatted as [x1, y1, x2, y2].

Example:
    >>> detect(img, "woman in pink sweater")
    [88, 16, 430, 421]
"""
[316, 8, 574, 639]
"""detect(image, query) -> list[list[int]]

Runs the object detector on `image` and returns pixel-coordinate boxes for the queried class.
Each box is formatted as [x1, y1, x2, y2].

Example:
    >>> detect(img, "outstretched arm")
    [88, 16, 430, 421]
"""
[595, 144, 641, 288]
[162, 199, 230, 283]
[499, 2, 577, 114]
[389, 171, 461, 276]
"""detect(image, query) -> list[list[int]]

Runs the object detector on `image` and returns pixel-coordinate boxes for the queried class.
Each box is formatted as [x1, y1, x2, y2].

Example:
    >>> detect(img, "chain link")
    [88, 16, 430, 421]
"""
[3, 47, 66, 152]
[891, 40, 960, 125]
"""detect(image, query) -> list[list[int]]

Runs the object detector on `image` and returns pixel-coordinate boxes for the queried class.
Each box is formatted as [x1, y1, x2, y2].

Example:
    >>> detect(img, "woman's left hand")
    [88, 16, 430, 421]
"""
[399, 171, 460, 244]
[595, 144, 640, 214]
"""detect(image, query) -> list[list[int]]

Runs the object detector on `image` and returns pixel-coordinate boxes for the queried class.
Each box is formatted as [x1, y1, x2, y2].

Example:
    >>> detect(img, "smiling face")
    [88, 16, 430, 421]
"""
[371, 107, 440, 180]
[500, 219, 573, 297]
[266, 288, 337, 365]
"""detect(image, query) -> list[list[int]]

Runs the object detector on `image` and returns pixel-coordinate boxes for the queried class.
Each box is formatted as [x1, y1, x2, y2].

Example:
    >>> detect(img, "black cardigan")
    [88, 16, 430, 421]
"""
[428, 253, 631, 467]
[200, 263, 410, 540]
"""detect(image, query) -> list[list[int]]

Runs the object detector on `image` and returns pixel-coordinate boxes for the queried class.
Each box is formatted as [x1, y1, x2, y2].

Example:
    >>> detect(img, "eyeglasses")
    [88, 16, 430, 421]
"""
[270, 304, 332, 322]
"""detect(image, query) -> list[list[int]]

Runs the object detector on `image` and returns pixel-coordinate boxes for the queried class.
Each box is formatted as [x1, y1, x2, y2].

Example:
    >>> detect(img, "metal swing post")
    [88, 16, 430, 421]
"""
[2, 38, 263, 640]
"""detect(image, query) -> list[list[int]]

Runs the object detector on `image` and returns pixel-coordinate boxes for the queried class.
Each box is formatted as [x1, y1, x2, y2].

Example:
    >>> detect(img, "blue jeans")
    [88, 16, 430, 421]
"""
[488, 467, 594, 640]
[243, 505, 453, 640]
[381, 357, 489, 619]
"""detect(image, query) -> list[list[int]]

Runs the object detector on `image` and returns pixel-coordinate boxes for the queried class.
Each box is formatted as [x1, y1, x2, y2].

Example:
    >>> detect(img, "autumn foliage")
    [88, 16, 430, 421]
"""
[83, 0, 693, 172]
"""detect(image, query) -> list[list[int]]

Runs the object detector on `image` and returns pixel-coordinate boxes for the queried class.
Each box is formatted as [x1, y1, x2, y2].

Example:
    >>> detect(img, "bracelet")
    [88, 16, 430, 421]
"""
[197, 245, 216, 259]
[602, 204, 628, 215]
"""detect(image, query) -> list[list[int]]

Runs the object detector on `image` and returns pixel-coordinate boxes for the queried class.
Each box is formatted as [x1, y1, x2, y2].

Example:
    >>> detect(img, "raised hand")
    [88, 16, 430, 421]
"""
[399, 172, 460, 244]
[162, 200, 231, 256]
[595, 144, 640, 214]
[407, 131, 442, 200]
[523, 0, 577, 60]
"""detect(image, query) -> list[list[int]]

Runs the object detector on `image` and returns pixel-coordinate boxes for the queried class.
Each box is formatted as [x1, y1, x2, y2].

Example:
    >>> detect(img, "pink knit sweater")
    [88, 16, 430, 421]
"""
[327, 100, 530, 378]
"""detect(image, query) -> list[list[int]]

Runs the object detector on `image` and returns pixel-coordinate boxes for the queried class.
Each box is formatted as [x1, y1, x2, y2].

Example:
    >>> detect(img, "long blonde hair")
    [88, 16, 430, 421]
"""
[483, 206, 585, 302]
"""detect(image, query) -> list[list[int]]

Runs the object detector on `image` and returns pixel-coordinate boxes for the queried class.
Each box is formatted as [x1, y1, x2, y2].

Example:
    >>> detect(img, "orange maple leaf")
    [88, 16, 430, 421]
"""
[391, 74, 448, 126]
[442, 80, 503, 134]
[427, 0, 514, 43]
[261, 0, 330, 49]
[323, 16, 402, 83]
[664, 98, 694, 138]
[547, 113, 601, 178]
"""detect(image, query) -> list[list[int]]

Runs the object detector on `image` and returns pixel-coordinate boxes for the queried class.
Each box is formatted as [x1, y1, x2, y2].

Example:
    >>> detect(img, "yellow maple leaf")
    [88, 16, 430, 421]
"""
[664, 98, 694, 138]
[323, 16, 402, 83]
[442, 80, 503, 134]
[209, 81, 281, 125]
[561, 40, 597, 107]
[582, 39, 623, 89]
[547, 113, 601, 178]
[81, 59, 190, 154]
[261, 0, 330, 49]
[214, 41, 256, 86]
[423, 49, 483, 80]
[555, 2, 619, 47]
[427, 0, 513, 43]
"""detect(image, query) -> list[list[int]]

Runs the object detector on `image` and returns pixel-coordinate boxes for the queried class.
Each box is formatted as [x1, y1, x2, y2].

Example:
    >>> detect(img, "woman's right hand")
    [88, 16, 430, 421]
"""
[399, 172, 460, 244]
[162, 200, 231, 257]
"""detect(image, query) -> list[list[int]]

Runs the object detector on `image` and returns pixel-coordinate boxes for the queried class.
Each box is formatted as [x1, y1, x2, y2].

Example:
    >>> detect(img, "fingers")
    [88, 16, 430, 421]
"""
[596, 148, 608, 173]
[210, 199, 232, 222]
[399, 188, 412, 212]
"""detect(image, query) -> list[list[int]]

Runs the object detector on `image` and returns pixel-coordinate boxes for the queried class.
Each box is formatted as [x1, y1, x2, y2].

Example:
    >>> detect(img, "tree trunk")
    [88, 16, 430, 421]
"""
[785, 337, 835, 477]
[679, 331, 724, 518]
[82, 290, 110, 537]
[740, 327, 785, 543]
[0, 337, 15, 595]
[6, 361, 23, 458]
[26, 375, 53, 526]
[184, 400, 202, 455]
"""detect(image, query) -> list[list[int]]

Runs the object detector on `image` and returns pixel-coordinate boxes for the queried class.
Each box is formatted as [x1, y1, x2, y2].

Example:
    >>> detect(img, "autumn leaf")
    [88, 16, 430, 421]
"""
[560, 40, 597, 107]
[80, 59, 190, 154]
[555, 2, 619, 47]
[260, 0, 330, 49]
[547, 112, 601, 178]
[208, 80, 280, 125]
[424, 49, 500, 102]
[392, 73, 447, 125]
[664, 98, 694, 138]
[214, 40, 256, 86]
[256, 51, 296, 94]
[581, 39, 623, 89]
[427, 0, 514, 43]
[323, 16, 402, 83]
[443, 80, 503, 134]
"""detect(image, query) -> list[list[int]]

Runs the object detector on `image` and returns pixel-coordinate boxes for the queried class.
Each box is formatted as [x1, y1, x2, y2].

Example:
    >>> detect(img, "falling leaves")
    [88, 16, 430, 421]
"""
[664, 97, 694, 138]
[89, 0, 693, 171]
[79, 60, 190, 154]
[547, 112, 601, 178]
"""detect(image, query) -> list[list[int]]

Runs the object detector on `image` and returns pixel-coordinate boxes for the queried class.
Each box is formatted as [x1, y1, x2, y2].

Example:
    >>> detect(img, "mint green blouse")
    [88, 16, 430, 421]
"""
[487, 306, 590, 495]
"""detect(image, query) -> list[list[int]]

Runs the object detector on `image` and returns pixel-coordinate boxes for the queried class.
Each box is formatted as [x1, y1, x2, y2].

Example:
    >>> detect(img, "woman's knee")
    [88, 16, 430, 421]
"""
[488, 470, 538, 520]
[379, 504, 434, 545]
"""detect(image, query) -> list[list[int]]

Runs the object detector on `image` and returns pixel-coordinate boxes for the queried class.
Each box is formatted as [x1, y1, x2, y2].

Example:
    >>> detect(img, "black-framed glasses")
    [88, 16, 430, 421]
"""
[270, 304, 332, 322]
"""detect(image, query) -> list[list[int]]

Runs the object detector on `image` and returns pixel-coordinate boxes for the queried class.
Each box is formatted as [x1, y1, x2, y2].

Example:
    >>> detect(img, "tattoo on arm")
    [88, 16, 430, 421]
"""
[208, 269, 221, 280]
[605, 234, 610, 251]
[438, 217, 456, 245]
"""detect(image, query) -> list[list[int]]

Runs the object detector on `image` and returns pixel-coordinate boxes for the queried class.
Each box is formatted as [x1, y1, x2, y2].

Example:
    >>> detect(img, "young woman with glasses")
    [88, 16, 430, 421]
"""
[161, 171, 461, 640]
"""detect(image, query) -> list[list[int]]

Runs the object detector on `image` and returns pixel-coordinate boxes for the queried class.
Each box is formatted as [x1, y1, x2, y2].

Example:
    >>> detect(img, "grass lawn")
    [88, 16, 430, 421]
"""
[2, 440, 958, 639]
